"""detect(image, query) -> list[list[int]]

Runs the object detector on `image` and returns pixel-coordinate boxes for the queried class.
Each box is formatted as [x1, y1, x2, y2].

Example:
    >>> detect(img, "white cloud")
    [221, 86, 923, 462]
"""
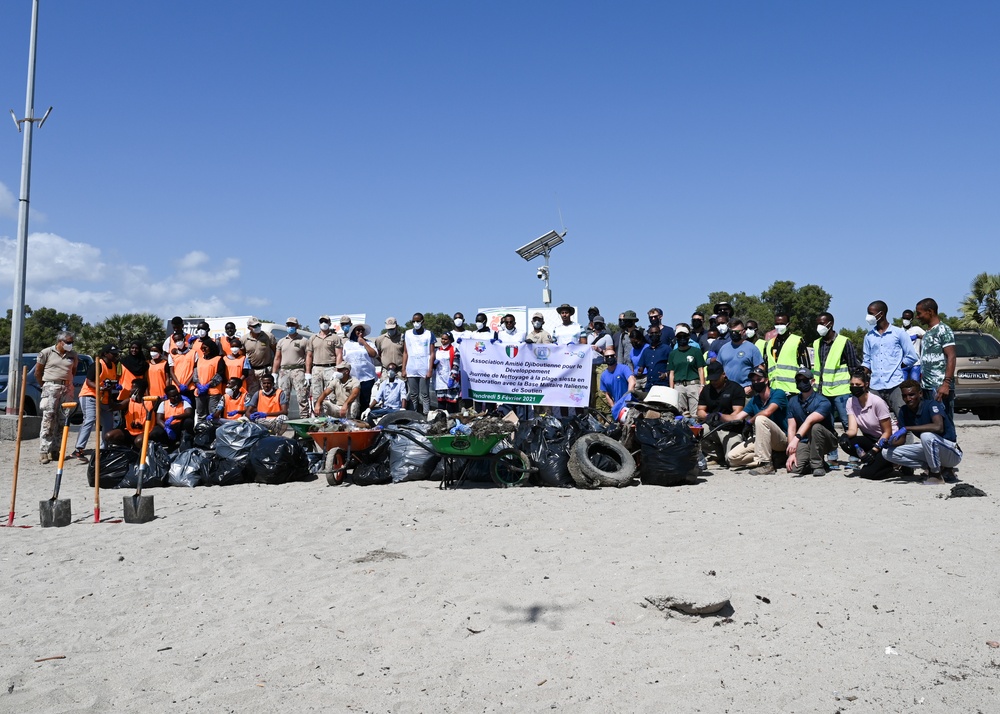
[0, 231, 249, 321]
[0, 182, 15, 219]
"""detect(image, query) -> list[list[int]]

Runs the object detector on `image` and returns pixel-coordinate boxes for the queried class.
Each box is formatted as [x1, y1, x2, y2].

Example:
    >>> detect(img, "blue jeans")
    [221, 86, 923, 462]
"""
[75, 396, 114, 451]
[885, 432, 962, 474]
[828, 394, 849, 431]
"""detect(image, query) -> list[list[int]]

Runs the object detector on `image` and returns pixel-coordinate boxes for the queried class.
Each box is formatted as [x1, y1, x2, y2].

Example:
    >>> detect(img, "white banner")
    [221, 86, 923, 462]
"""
[458, 338, 592, 407]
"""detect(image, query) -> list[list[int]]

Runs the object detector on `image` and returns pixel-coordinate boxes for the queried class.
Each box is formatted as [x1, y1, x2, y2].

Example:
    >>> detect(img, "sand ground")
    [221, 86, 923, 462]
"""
[2, 422, 999, 713]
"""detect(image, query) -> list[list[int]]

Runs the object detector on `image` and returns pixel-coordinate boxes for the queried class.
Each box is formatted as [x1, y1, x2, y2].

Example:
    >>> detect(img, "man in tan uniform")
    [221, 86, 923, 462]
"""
[242, 316, 276, 394]
[314, 362, 361, 419]
[374, 317, 404, 371]
[305, 315, 344, 405]
[34, 331, 79, 463]
[272, 317, 310, 418]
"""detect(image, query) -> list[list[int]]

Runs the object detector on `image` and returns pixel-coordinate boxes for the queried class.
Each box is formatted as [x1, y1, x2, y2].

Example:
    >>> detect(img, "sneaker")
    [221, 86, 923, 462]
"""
[942, 467, 960, 484]
[749, 463, 775, 475]
[70, 448, 87, 461]
[812, 467, 827, 477]
[39, 453, 51, 464]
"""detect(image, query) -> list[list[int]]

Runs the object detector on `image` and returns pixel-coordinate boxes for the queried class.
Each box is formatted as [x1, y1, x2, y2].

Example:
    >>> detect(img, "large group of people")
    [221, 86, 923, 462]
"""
[31, 296, 961, 484]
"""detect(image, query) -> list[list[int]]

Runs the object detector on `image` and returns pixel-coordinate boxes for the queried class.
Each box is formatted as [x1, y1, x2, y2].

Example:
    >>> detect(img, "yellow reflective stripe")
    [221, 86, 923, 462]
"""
[813, 335, 851, 396]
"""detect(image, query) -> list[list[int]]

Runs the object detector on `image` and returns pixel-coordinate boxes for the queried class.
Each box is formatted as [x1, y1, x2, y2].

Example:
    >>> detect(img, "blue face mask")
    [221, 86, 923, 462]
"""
[288, 327, 297, 335]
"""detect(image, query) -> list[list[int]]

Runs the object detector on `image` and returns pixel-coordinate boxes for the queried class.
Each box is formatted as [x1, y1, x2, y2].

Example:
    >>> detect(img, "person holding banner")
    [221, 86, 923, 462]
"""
[433, 332, 462, 413]
[525, 312, 553, 344]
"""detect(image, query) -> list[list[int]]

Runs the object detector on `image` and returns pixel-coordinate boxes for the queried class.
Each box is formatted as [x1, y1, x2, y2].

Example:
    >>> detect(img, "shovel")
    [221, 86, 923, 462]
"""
[3, 367, 31, 528]
[123, 396, 158, 524]
[39, 401, 78, 528]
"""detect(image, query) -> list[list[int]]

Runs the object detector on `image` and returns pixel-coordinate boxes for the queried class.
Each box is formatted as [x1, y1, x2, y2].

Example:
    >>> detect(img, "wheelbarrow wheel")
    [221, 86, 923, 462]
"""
[325, 448, 346, 486]
[490, 448, 530, 488]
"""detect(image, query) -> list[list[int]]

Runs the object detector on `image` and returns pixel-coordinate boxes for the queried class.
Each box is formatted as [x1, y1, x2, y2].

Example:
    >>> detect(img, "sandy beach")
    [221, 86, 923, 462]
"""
[2, 421, 999, 713]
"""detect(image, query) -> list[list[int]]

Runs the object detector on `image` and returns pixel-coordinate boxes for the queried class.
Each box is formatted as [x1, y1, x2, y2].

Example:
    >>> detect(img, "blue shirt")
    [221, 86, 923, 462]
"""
[787, 388, 835, 434]
[898, 399, 956, 442]
[717, 341, 763, 387]
[374, 379, 406, 409]
[636, 343, 672, 388]
[600, 364, 633, 403]
[863, 325, 920, 391]
[745, 388, 789, 432]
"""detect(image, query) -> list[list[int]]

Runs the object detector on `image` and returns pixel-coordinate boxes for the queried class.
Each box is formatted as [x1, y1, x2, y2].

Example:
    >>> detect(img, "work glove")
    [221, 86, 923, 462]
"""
[304, 373, 312, 385]
[838, 434, 852, 451]
[890, 427, 907, 443]
[204, 414, 216, 424]
[876, 437, 888, 449]
[187, 335, 197, 345]
[164, 426, 176, 440]
[249, 411, 266, 421]
[165, 417, 176, 428]
[196, 384, 209, 395]
[227, 410, 240, 417]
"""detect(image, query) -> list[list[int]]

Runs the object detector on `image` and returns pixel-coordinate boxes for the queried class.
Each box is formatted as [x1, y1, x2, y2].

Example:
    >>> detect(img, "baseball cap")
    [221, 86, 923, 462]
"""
[796, 367, 813, 379]
[340, 315, 352, 324]
[750, 366, 768, 380]
[319, 315, 331, 322]
[247, 316, 262, 326]
[707, 361, 724, 378]
[385, 317, 398, 328]
[531, 312, 544, 320]
[335, 361, 349, 370]
[285, 317, 300, 326]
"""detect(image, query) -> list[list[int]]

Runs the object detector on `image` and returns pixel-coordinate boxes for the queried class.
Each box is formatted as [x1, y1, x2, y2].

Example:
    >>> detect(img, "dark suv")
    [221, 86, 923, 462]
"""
[954, 330, 1000, 420]
[0, 353, 94, 423]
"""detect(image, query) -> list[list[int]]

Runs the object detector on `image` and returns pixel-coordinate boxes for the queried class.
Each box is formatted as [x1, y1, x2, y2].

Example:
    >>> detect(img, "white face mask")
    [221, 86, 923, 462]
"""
[816, 324, 830, 337]
[475, 321, 484, 330]
[775, 324, 788, 335]
[865, 314, 878, 327]
[262, 387, 275, 396]
[198, 329, 208, 338]
[319, 322, 331, 332]
[533, 320, 543, 329]
[227, 388, 238, 398]
[902, 319, 911, 327]
[505, 326, 516, 334]
[413, 321, 423, 330]
[333, 372, 344, 382]
[149, 351, 160, 360]
[745, 329, 756, 339]
[717, 323, 729, 335]
[230, 347, 241, 355]
[454, 318, 464, 328]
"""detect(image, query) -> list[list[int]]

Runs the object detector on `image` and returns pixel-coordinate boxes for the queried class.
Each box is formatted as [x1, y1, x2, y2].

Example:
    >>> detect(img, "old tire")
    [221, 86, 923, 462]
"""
[377, 410, 426, 428]
[568, 433, 636, 489]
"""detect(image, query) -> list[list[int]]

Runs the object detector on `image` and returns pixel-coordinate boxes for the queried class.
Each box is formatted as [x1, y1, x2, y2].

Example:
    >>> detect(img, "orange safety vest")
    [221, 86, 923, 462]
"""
[196, 355, 225, 395]
[147, 361, 168, 397]
[171, 350, 197, 389]
[121, 397, 155, 436]
[163, 397, 191, 422]
[219, 336, 241, 355]
[222, 390, 247, 419]
[223, 354, 247, 382]
[80, 359, 118, 405]
[256, 389, 284, 415]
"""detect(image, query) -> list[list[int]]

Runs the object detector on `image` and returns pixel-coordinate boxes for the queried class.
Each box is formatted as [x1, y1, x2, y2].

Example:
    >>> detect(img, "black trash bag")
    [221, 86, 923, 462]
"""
[306, 451, 326, 476]
[514, 416, 574, 488]
[118, 443, 172, 489]
[566, 412, 605, 443]
[198, 454, 247, 487]
[634, 417, 699, 487]
[169, 448, 208, 488]
[193, 421, 217, 450]
[216, 420, 270, 462]
[386, 423, 440, 483]
[249, 436, 311, 484]
[88, 447, 139, 489]
[350, 461, 393, 486]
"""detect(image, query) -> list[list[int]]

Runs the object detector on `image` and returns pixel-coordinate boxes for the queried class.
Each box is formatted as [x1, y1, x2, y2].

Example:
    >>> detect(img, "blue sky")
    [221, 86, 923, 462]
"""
[1, 1, 997, 331]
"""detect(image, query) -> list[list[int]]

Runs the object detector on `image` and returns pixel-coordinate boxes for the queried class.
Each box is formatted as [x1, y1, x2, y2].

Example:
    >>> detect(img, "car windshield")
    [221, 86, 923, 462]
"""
[955, 333, 1000, 359]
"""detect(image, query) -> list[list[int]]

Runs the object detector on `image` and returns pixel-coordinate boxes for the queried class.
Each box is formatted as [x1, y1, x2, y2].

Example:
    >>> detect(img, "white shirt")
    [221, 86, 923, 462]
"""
[342, 339, 377, 381]
[552, 321, 583, 345]
[404, 329, 433, 375]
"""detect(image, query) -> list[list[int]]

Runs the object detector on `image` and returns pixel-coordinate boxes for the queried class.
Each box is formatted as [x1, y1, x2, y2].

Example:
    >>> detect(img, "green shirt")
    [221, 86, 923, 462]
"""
[920, 323, 954, 390]
[667, 345, 706, 383]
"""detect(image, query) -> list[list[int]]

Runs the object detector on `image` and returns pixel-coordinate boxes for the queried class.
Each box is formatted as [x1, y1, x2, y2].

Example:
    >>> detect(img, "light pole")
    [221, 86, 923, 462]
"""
[7, 0, 52, 414]
[515, 229, 565, 307]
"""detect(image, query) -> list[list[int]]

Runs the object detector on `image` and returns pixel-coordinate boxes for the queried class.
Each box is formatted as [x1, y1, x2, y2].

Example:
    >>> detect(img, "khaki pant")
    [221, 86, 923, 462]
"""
[278, 368, 309, 419]
[310, 366, 339, 402]
[726, 415, 788, 468]
[39, 382, 71, 454]
[674, 382, 702, 416]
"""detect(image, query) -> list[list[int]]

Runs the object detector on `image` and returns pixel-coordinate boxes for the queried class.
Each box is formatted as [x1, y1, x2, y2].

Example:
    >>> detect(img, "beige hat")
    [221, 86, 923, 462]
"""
[531, 312, 544, 320]
[319, 315, 331, 322]
[339, 315, 352, 324]
[335, 361, 350, 370]
[247, 316, 262, 326]
[385, 317, 398, 328]
[285, 316, 300, 326]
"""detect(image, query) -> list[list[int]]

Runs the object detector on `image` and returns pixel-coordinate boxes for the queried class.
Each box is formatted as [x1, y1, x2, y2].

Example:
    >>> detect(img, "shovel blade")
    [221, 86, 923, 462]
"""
[39, 499, 72, 528]
[122, 495, 155, 524]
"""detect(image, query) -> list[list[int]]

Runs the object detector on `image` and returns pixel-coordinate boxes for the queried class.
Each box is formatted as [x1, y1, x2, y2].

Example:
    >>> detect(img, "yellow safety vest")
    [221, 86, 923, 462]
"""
[812, 335, 851, 397]
[765, 334, 803, 395]
[753, 338, 767, 355]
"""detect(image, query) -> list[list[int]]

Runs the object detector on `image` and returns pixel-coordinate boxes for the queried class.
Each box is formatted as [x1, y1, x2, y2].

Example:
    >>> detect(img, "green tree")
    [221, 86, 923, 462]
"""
[838, 326, 867, 361]
[78, 313, 166, 357]
[1, 305, 88, 354]
[697, 282, 832, 342]
[402, 312, 455, 336]
[959, 272, 1000, 331]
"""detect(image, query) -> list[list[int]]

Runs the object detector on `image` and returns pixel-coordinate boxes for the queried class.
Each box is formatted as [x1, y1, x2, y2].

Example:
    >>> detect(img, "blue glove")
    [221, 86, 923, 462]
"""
[227, 410, 240, 417]
[165, 417, 176, 427]
[204, 414, 215, 424]
[455, 337, 462, 344]
[196, 384, 209, 395]
[250, 411, 266, 420]
[490, 338, 499, 344]
[876, 438, 888, 449]
[890, 427, 907, 442]
[187, 335, 197, 345]
[164, 426, 176, 440]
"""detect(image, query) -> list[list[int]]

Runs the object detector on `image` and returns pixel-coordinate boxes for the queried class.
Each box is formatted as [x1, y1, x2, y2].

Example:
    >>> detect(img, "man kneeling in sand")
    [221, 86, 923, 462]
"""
[313, 362, 361, 420]
[884, 379, 962, 484]
[724, 367, 790, 475]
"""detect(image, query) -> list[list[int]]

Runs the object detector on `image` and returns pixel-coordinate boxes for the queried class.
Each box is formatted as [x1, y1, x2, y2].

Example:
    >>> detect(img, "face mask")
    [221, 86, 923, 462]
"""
[865, 314, 878, 327]
[387, 370, 397, 381]
[746, 329, 756, 339]
[902, 319, 911, 327]
[227, 388, 238, 398]
[198, 329, 208, 338]
[387, 328, 397, 336]
[649, 317, 660, 326]
[648, 334, 661, 345]
[691, 319, 703, 330]
[849, 385, 866, 397]
[226, 347, 238, 356]
[149, 351, 160, 360]
[775, 324, 788, 335]
[717, 323, 729, 335]
[454, 319, 464, 328]
[341, 324, 351, 334]
[795, 380, 813, 393]
[413, 321, 423, 331]
[505, 326, 516, 335]
[334, 372, 344, 382]
[604, 356, 617, 366]
[476, 321, 485, 330]
[251, 325, 261, 334]
[729, 332, 742, 343]
[751, 381, 767, 394]
[288, 327, 297, 335]
[262, 387, 275, 396]
[677, 335, 689, 346]
[319, 322, 331, 332]
[533, 320, 543, 329]
[816, 324, 830, 337]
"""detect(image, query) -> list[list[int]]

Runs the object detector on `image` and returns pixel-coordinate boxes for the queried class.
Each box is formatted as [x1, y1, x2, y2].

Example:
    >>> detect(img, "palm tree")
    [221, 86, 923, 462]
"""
[959, 272, 1000, 330]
